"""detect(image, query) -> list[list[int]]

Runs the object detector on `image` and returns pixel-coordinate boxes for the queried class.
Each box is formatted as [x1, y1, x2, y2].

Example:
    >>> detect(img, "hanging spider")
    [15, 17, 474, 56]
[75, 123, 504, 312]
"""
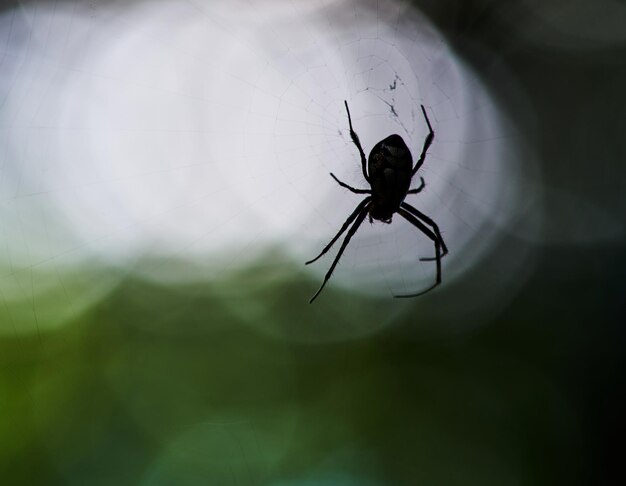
[307, 100, 448, 303]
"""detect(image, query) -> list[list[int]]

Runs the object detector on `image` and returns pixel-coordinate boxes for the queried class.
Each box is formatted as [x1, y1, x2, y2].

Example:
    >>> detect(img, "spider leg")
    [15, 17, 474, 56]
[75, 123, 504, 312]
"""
[401, 202, 448, 258]
[393, 207, 442, 298]
[309, 203, 370, 303]
[407, 177, 425, 194]
[330, 173, 371, 194]
[411, 105, 434, 177]
[344, 100, 369, 183]
[306, 197, 371, 266]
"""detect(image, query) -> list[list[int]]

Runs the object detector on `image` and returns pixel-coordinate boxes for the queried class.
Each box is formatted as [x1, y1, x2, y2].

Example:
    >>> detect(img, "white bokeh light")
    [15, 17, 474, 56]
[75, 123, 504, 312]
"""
[0, 0, 531, 314]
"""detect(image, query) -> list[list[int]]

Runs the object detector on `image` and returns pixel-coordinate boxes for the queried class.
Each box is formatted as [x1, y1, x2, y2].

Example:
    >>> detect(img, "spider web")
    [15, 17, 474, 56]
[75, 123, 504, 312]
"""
[0, 1, 544, 482]
[0, 0, 532, 337]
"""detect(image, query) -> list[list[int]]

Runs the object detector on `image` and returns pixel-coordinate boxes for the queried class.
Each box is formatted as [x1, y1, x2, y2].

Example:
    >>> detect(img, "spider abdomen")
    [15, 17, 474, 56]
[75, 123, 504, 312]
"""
[368, 134, 413, 222]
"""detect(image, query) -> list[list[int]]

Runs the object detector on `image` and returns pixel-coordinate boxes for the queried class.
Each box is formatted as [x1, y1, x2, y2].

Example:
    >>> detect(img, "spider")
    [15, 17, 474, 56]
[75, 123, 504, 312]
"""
[306, 100, 448, 303]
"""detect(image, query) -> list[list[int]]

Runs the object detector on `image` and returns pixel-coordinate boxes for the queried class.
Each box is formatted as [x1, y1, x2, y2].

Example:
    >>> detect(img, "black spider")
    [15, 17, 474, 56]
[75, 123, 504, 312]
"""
[307, 100, 448, 303]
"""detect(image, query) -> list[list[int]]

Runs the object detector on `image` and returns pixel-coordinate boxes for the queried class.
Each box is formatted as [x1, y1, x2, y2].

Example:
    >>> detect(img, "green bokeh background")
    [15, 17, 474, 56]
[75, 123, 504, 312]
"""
[1, 1, 625, 484]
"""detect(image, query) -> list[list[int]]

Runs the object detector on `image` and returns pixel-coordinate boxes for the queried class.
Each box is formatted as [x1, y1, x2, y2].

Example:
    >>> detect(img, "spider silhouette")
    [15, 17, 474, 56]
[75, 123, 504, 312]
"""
[307, 100, 448, 303]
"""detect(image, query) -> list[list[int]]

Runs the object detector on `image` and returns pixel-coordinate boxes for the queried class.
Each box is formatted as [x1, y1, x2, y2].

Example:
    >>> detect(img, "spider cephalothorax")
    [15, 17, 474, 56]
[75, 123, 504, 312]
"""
[306, 101, 448, 303]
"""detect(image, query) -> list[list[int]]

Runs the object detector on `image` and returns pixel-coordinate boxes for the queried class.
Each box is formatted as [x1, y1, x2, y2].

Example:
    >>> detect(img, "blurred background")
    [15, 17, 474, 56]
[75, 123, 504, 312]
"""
[0, 0, 624, 484]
